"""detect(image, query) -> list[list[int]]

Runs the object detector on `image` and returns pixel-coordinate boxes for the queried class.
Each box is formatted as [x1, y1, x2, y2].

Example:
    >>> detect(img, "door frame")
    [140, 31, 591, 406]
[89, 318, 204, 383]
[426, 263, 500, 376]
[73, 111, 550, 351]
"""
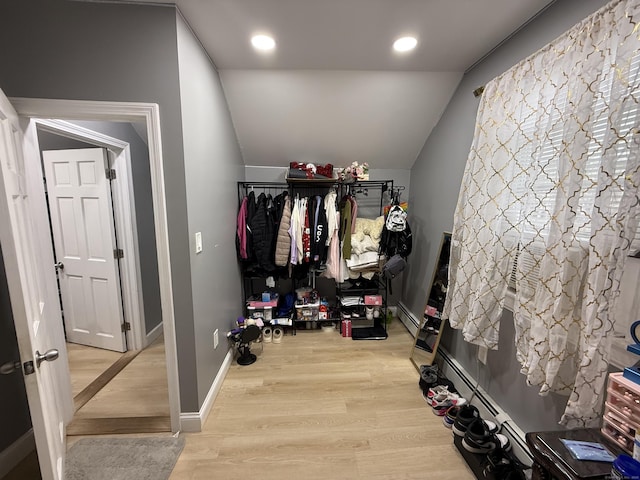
[11, 97, 181, 433]
[37, 120, 149, 351]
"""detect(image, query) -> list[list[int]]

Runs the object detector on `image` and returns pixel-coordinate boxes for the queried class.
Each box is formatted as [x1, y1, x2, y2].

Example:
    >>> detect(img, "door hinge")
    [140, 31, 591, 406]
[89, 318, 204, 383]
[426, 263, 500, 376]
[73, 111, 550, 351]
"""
[106, 168, 116, 180]
[113, 248, 124, 259]
[121, 322, 131, 332]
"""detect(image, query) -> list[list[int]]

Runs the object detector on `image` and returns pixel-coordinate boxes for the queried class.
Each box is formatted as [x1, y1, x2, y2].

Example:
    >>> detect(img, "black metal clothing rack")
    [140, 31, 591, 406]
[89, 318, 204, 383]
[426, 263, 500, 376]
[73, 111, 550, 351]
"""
[236, 179, 395, 339]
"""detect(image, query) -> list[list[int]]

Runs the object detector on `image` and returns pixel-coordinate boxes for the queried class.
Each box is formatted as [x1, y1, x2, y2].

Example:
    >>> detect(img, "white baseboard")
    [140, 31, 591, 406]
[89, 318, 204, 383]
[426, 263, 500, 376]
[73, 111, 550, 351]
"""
[437, 348, 532, 465]
[180, 348, 233, 432]
[0, 429, 35, 478]
[145, 322, 163, 348]
[397, 301, 419, 336]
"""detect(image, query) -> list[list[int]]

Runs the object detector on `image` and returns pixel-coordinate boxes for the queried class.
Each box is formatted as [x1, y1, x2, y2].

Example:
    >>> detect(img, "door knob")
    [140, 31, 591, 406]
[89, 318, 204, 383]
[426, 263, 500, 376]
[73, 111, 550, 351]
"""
[0, 361, 21, 375]
[54, 262, 64, 271]
[35, 349, 59, 368]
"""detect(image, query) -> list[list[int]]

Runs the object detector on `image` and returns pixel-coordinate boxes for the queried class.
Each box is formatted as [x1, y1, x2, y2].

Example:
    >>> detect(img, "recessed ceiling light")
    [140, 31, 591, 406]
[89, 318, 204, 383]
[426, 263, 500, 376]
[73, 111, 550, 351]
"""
[393, 36, 418, 53]
[251, 34, 276, 51]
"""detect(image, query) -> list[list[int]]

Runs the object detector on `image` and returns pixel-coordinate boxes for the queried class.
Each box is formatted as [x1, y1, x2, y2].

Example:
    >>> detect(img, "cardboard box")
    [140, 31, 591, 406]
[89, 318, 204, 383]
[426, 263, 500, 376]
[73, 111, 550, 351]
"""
[364, 295, 382, 306]
[341, 319, 352, 337]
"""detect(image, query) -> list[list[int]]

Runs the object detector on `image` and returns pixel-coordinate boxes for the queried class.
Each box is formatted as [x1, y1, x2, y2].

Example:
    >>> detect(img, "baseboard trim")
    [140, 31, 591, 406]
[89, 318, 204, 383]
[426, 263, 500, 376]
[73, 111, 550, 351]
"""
[397, 301, 419, 336]
[180, 348, 233, 432]
[145, 322, 163, 348]
[0, 429, 35, 478]
[437, 347, 533, 464]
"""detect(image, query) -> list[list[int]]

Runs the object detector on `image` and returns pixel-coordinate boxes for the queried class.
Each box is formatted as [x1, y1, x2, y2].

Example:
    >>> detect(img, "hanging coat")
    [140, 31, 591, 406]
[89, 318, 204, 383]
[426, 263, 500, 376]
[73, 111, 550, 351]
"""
[274, 196, 292, 267]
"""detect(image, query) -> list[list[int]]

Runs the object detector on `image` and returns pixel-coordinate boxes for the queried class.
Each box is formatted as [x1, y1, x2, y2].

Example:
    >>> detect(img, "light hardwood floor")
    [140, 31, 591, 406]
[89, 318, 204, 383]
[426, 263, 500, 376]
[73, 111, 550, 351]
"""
[66, 335, 171, 435]
[170, 319, 475, 480]
[3, 320, 475, 479]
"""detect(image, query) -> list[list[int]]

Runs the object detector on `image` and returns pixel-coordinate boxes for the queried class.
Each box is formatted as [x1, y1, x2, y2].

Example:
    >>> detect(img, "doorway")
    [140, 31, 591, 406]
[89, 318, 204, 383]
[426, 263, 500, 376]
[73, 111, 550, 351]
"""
[34, 121, 171, 435]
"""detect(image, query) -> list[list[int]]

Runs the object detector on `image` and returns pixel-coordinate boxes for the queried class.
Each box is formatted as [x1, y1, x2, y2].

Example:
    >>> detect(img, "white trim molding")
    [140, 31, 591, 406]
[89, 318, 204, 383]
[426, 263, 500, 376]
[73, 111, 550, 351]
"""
[397, 301, 419, 337]
[180, 349, 233, 432]
[10, 97, 182, 433]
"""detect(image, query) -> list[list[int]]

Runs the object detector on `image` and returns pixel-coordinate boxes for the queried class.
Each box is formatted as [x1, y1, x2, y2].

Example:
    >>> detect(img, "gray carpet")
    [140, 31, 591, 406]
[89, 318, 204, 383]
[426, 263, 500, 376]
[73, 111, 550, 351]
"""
[65, 436, 185, 480]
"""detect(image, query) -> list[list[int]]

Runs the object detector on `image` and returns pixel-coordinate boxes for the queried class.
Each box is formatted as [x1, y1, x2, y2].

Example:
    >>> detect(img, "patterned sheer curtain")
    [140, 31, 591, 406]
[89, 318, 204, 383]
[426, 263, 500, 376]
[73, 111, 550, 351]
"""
[443, 0, 640, 427]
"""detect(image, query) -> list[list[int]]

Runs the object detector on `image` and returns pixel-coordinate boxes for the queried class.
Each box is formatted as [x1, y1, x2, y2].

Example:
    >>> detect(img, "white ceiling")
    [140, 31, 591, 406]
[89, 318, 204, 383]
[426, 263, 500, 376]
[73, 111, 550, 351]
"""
[118, 0, 555, 169]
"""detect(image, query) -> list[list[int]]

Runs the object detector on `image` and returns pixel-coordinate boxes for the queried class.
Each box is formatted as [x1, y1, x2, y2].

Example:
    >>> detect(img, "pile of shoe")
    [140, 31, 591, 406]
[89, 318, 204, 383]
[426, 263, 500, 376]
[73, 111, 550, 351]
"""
[449, 404, 528, 480]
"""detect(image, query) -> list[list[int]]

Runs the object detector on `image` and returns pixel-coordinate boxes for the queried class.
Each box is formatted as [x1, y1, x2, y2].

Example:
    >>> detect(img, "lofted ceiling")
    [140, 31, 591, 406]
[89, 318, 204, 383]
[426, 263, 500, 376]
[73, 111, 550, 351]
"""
[117, 0, 555, 169]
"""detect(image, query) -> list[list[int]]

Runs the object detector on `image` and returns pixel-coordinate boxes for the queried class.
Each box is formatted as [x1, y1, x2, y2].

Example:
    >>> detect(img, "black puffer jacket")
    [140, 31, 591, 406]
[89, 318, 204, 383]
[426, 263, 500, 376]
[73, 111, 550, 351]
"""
[250, 193, 276, 272]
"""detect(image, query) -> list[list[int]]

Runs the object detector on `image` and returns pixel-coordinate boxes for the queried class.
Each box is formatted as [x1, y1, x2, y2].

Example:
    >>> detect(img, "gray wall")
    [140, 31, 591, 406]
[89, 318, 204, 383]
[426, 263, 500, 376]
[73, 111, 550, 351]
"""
[405, 0, 611, 432]
[0, 0, 202, 412]
[0, 248, 32, 454]
[176, 14, 245, 406]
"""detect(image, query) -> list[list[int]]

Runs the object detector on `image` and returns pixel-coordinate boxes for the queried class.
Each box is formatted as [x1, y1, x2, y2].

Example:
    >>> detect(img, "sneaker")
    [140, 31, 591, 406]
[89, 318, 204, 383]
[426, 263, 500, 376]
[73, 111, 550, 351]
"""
[462, 419, 503, 454]
[419, 364, 438, 385]
[443, 406, 459, 428]
[482, 446, 527, 480]
[427, 385, 450, 402]
[452, 404, 480, 437]
[432, 392, 467, 415]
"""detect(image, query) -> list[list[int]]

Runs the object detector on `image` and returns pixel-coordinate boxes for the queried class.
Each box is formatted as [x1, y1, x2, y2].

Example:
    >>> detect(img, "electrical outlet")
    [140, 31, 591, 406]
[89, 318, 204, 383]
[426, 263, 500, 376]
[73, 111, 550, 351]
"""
[478, 345, 488, 365]
[195, 232, 203, 253]
[213, 329, 219, 349]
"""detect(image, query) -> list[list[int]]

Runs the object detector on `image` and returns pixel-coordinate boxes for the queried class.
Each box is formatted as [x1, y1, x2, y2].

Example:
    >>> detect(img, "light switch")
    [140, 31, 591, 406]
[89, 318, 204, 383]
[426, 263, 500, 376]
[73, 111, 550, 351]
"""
[195, 232, 203, 253]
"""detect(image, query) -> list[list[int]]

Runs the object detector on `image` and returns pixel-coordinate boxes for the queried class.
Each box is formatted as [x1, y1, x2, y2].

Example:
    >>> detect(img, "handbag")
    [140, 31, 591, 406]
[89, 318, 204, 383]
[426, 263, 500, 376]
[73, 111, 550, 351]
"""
[382, 254, 406, 280]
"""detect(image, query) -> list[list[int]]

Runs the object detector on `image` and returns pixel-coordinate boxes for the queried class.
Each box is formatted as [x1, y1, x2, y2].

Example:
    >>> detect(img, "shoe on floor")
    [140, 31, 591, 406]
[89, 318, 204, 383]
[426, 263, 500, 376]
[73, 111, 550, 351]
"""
[452, 404, 480, 437]
[443, 406, 459, 428]
[462, 419, 504, 454]
[427, 385, 450, 402]
[482, 445, 528, 480]
[432, 392, 467, 415]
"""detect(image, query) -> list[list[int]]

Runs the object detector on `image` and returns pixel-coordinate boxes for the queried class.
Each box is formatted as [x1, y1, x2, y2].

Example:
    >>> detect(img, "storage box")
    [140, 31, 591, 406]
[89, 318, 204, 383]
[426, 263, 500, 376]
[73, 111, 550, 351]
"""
[351, 318, 374, 328]
[296, 302, 319, 322]
[247, 294, 278, 308]
[246, 305, 273, 321]
[341, 319, 352, 337]
[601, 372, 640, 454]
[364, 295, 382, 306]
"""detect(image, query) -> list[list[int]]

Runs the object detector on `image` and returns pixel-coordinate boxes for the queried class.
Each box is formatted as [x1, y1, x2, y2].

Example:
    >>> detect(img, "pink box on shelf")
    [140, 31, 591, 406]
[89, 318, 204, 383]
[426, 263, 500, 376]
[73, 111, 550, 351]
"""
[425, 305, 438, 317]
[247, 294, 278, 308]
[364, 295, 382, 306]
[341, 319, 352, 337]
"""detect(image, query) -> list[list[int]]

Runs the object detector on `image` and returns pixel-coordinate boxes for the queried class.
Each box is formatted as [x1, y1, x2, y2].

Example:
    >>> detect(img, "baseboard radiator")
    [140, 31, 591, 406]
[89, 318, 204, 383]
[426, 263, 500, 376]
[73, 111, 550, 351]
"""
[397, 302, 533, 465]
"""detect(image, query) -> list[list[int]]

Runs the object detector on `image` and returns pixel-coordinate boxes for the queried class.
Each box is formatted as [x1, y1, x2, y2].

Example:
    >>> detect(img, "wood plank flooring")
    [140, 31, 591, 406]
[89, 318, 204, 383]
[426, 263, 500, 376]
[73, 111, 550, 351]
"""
[67, 335, 171, 435]
[3, 320, 475, 479]
[169, 319, 475, 480]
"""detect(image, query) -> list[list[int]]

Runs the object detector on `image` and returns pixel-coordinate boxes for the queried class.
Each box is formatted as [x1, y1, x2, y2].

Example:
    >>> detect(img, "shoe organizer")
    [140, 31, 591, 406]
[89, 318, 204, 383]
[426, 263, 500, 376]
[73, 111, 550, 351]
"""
[601, 372, 640, 454]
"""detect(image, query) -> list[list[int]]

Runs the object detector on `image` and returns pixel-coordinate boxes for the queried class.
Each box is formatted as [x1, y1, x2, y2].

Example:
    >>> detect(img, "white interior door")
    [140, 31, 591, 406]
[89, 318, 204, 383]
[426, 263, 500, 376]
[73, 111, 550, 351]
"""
[0, 90, 72, 479]
[43, 148, 127, 352]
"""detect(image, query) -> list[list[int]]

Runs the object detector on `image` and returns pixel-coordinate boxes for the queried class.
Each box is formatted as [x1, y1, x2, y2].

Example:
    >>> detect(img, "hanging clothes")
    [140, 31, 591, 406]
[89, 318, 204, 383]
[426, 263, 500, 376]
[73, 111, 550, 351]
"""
[340, 195, 354, 259]
[249, 193, 276, 272]
[275, 195, 292, 267]
[236, 196, 248, 260]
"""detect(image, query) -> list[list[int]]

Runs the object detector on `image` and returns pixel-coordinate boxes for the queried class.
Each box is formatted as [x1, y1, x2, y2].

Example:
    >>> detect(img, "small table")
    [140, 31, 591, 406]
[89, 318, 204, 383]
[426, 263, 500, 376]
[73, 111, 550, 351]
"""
[525, 428, 624, 480]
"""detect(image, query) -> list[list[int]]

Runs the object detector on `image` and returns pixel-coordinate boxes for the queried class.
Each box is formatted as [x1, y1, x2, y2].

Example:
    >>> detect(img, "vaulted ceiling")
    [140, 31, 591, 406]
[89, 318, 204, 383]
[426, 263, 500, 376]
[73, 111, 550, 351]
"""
[119, 0, 555, 169]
